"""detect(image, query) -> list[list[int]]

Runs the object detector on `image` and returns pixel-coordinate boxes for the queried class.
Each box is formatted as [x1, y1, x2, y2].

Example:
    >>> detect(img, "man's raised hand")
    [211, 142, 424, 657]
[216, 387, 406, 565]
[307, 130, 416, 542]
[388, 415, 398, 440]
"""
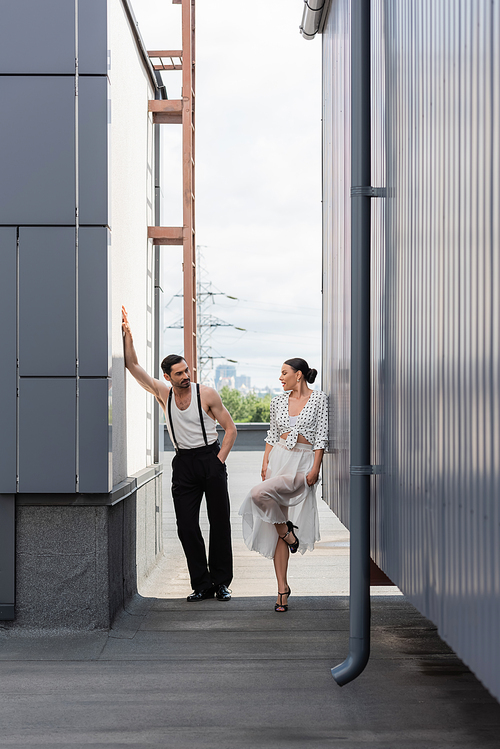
[122, 306, 132, 340]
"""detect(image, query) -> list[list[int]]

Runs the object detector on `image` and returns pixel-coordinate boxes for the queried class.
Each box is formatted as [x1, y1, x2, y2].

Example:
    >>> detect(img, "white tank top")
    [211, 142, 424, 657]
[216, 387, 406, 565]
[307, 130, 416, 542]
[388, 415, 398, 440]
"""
[167, 383, 218, 450]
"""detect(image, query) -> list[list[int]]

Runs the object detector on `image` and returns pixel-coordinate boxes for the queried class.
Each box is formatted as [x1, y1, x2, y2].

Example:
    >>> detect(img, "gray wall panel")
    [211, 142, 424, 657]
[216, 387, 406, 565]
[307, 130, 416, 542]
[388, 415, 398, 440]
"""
[78, 227, 110, 376]
[0, 496, 15, 605]
[18, 228, 76, 377]
[78, 378, 111, 492]
[18, 379, 76, 493]
[0, 228, 18, 492]
[78, 0, 108, 75]
[0, 0, 75, 74]
[78, 77, 109, 226]
[0, 77, 76, 225]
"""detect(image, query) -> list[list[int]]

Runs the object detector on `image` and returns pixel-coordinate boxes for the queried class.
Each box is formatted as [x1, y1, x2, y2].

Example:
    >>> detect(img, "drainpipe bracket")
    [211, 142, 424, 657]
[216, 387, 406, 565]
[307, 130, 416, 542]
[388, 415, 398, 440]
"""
[351, 186, 387, 197]
[300, 0, 327, 40]
[303, 0, 326, 11]
[350, 465, 384, 475]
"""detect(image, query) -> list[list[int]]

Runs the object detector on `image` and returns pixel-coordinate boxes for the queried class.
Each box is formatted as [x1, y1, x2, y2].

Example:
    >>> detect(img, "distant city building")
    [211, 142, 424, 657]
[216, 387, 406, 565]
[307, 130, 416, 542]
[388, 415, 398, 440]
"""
[235, 375, 251, 391]
[215, 364, 236, 390]
[217, 376, 235, 391]
[256, 386, 282, 397]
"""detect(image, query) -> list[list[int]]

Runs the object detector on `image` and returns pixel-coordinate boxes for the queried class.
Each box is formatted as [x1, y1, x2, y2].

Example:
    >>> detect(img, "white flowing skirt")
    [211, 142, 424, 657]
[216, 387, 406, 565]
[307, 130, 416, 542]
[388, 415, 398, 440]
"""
[238, 438, 320, 560]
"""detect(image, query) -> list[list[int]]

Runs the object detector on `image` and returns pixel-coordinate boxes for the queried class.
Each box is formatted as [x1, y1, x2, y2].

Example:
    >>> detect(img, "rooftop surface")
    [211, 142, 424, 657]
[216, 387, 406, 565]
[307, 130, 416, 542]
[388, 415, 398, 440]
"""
[1, 451, 499, 748]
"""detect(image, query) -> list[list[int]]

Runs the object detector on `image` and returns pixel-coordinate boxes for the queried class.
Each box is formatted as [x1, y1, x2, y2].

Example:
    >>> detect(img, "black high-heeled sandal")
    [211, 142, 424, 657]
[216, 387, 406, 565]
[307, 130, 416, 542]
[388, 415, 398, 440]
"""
[280, 521, 299, 553]
[274, 586, 291, 613]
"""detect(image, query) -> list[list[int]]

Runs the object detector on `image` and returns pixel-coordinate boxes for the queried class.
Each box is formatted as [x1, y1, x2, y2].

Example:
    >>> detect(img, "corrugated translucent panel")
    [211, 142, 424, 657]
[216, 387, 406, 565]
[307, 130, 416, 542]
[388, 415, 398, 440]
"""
[322, 0, 500, 702]
[381, 0, 500, 700]
[370, 0, 386, 558]
[321, 0, 351, 525]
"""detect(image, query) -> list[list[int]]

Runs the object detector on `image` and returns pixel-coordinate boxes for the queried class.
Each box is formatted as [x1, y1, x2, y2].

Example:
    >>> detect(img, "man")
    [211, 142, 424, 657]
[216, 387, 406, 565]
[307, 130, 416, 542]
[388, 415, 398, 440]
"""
[122, 306, 237, 601]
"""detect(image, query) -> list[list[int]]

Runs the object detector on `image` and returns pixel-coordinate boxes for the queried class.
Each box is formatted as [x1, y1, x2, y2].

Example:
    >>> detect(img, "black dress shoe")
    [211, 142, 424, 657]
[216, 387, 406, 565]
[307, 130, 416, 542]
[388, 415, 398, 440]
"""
[215, 584, 232, 601]
[186, 586, 216, 602]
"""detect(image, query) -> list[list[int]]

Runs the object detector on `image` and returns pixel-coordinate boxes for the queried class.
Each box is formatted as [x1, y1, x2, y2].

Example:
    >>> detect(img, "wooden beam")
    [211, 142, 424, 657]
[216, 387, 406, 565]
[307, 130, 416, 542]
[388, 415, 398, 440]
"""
[147, 49, 183, 57]
[148, 100, 182, 113]
[152, 64, 182, 71]
[153, 112, 182, 125]
[148, 50, 183, 72]
[148, 99, 182, 124]
[181, 0, 197, 378]
[150, 2, 197, 375]
[147, 226, 184, 245]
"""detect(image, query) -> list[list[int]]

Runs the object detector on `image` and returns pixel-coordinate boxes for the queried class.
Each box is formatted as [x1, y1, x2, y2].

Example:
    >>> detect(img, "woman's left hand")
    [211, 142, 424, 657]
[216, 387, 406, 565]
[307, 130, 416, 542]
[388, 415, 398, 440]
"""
[306, 470, 319, 486]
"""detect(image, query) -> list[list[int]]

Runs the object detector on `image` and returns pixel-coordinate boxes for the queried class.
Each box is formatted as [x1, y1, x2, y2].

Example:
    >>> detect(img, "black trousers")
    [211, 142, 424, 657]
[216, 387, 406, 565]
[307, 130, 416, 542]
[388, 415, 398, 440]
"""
[171, 441, 233, 591]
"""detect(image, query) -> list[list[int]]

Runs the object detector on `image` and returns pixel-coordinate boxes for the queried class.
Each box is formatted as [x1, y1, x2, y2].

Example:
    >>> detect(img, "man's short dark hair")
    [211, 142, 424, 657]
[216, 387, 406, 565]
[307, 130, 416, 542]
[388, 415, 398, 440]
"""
[161, 354, 186, 376]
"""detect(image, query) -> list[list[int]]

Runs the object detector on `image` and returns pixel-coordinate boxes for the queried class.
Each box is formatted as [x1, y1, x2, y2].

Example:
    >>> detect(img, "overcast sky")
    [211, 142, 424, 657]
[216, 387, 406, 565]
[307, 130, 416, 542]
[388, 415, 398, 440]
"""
[131, 0, 322, 389]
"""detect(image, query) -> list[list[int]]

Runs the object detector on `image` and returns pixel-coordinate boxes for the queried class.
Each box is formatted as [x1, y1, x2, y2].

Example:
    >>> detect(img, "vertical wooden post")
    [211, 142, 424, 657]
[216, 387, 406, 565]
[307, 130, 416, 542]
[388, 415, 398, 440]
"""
[148, 3, 196, 377]
[182, 0, 197, 379]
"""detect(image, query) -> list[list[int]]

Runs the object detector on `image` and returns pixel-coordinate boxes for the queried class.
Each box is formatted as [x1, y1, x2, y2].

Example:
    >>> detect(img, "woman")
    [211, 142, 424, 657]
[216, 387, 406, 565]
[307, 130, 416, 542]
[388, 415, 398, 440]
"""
[239, 358, 328, 612]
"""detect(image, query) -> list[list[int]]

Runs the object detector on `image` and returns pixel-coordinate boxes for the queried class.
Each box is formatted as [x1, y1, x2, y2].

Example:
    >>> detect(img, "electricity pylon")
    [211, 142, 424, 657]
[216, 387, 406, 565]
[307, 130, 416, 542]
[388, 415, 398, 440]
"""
[196, 247, 245, 385]
[164, 247, 244, 386]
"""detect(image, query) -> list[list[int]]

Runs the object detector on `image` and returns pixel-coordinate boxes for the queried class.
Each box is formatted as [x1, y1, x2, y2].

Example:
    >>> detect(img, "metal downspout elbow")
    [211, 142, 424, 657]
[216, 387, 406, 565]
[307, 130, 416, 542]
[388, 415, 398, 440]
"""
[331, 471, 371, 685]
[300, 0, 327, 40]
[332, 637, 370, 686]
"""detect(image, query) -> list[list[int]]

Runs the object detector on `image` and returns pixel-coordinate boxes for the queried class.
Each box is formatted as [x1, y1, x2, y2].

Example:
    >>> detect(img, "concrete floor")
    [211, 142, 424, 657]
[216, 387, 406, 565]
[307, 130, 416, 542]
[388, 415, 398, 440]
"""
[1, 451, 499, 748]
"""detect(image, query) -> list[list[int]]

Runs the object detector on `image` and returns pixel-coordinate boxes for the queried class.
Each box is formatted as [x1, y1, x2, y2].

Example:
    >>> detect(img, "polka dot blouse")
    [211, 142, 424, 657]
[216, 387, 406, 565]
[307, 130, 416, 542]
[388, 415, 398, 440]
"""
[265, 390, 329, 451]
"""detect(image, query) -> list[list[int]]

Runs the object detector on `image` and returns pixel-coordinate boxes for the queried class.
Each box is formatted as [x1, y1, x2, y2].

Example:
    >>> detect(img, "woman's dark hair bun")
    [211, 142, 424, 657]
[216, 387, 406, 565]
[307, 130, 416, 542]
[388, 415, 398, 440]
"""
[306, 368, 318, 384]
[284, 358, 318, 384]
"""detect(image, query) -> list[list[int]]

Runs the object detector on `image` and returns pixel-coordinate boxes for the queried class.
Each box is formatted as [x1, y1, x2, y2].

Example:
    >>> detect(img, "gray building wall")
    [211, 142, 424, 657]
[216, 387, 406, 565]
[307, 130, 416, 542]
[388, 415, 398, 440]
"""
[14, 467, 161, 629]
[322, 0, 500, 700]
[0, 1, 111, 495]
[0, 0, 163, 628]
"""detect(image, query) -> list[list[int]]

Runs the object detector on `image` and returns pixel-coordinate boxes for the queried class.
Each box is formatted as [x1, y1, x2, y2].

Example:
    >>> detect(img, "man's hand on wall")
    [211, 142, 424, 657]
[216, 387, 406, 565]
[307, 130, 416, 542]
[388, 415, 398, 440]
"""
[122, 306, 133, 341]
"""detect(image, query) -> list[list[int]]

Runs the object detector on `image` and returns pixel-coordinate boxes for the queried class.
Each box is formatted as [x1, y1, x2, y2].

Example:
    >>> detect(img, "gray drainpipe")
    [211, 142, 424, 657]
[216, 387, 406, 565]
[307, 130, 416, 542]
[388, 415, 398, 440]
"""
[121, 0, 160, 92]
[153, 71, 166, 464]
[300, 0, 333, 39]
[331, 0, 372, 687]
[300, 0, 326, 39]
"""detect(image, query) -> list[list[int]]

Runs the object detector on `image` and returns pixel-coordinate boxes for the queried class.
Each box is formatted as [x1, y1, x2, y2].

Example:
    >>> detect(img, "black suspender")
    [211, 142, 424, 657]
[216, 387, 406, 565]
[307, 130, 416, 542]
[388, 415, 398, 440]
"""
[168, 383, 208, 451]
[167, 388, 179, 451]
[196, 383, 209, 447]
